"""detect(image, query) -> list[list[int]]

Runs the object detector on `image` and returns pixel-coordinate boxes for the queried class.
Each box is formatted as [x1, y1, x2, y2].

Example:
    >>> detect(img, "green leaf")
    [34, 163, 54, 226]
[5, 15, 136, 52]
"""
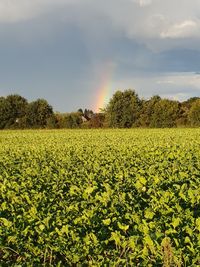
[110, 231, 121, 246]
[128, 237, 136, 250]
[144, 210, 155, 220]
[144, 235, 156, 254]
[29, 206, 37, 218]
[185, 236, 191, 244]
[61, 225, 69, 235]
[102, 218, 111, 226]
[138, 176, 147, 185]
[171, 217, 181, 229]
[39, 224, 45, 231]
[117, 222, 129, 232]
[0, 218, 12, 228]
[196, 218, 200, 231]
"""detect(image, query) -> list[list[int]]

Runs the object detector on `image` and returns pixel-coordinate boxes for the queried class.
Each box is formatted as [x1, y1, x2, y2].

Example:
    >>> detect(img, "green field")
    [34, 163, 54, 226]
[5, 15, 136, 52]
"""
[1, 129, 200, 266]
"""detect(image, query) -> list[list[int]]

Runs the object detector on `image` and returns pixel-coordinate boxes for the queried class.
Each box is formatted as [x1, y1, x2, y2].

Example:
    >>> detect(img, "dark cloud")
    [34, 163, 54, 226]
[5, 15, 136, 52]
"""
[1, 0, 200, 111]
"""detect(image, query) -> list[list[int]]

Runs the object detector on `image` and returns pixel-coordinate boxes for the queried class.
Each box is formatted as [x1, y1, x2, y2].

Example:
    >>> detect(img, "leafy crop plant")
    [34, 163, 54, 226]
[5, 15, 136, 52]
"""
[0, 129, 200, 266]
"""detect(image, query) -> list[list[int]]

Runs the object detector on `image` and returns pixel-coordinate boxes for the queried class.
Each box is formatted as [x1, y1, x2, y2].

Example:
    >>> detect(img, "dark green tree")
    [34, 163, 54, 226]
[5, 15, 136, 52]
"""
[135, 95, 161, 127]
[150, 99, 180, 128]
[54, 112, 82, 128]
[77, 108, 83, 115]
[188, 99, 200, 126]
[65, 112, 82, 128]
[26, 99, 53, 128]
[0, 97, 11, 129]
[0, 94, 28, 129]
[106, 89, 141, 128]
[6, 94, 28, 128]
[46, 114, 58, 129]
[178, 97, 200, 126]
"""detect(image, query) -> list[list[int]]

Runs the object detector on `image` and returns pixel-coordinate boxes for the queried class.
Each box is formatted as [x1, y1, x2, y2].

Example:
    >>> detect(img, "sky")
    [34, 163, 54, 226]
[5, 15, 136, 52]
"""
[1, 0, 200, 112]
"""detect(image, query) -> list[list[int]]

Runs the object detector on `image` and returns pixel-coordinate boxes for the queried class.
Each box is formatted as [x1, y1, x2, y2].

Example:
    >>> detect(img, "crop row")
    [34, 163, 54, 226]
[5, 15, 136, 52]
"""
[0, 129, 200, 266]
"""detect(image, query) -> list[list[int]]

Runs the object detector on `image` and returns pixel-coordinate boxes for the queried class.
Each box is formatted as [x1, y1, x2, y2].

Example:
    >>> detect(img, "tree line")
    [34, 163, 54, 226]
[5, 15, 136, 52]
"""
[0, 90, 200, 129]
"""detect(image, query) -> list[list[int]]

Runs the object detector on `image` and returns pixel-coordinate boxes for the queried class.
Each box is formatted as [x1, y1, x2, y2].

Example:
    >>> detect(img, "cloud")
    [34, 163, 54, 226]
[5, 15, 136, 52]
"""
[0, 0, 38, 22]
[139, 0, 152, 6]
[0, 0, 200, 44]
[0, 0, 77, 23]
[161, 20, 200, 39]
[156, 80, 175, 85]
[89, 0, 200, 52]
[1, 0, 200, 111]
[112, 72, 200, 102]
[131, 0, 152, 7]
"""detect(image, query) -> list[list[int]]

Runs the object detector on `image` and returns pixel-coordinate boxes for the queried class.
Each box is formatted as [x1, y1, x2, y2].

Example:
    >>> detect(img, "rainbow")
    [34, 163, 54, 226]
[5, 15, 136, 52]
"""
[94, 62, 116, 112]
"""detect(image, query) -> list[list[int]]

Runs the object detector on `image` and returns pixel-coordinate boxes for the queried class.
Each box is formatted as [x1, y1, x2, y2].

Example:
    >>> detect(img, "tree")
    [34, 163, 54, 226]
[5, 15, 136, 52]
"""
[188, 99, 200, 126]
[6, 94, 28, 128]
[65, 112, 82, 128]
[150, 99, 180, 128]
[26, 99, 53, 128]
[0, 94, 28, 129]
[135, 95, 161, 127]
[106, 89, 141, 128]
[0, 97, 11, 129]
[77, 108, 83, 115]
[89, 113, 105, 128]
[178, 97, 200, 126]
[46, 114, 58, 129]
[53, 112, 82, 128]
[83, 109, 94, 120]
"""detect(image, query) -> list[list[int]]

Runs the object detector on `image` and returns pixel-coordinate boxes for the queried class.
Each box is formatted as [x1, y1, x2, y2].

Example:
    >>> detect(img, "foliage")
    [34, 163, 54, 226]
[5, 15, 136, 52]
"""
[88, 113, 105, 128]
[0, 95, 28, 129]
[106, 89, 141, 128]
[65, 112, 82, 128]
[188, 99, 200, 126]
[150, 99, 180, 128]
[53, 112, 82, 128]
[25, 99, 53, 128]
[2, 91, 200, 129]
[1, 129, 200, 266]
[0, 97, 11, 129]
[135, 95, 161, 127]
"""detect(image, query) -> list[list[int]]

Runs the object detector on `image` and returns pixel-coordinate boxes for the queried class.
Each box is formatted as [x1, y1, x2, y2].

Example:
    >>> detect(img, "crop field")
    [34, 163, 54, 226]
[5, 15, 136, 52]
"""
[0, 129, 200, 266]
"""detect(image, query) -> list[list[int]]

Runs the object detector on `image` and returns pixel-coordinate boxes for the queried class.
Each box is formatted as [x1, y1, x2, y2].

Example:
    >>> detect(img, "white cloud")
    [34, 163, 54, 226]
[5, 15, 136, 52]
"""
[155, 73, 200, 94]
[156, 80, 175, 84]
[92, 0, 200, 51]
[111, 72, 200, 102]
[161, 20, 199, 39]
[156, 73, 200, 89]
[139, 0, 152, 7]
[131, 0, 152, 7]
[0, 0, 200, 52]
[0, 0, 76, 23]
[0, 1, 38, 22]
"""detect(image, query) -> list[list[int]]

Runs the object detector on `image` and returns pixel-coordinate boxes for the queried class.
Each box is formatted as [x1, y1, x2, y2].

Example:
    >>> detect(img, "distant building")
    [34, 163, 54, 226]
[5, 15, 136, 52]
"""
[81, 116, 88, 123]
